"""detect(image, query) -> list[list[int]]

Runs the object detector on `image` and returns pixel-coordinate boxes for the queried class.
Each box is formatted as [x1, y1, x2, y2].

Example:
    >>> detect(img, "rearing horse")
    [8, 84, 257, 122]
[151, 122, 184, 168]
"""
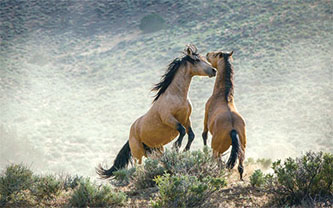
[97, 45, 216, 178]
[203, 51, 246, 180]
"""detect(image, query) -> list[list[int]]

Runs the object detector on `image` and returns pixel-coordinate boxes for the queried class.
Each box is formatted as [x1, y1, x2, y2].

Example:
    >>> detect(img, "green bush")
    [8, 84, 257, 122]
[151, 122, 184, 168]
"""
[0, 164, 33, 205]
[32, 175, 62, 200]
[112, 167, 136, 186]
[69, 178, 127, 207]
[130, 147, 224, 190]
[62, 174, 83, 190]
[272, 151, 333, 205]
[139, 13, 166, 33]
[160, 147, 224, 179]
[249, 169, 274, 188]
[250, 169, 265, 188]
[152, 173, 226, 208]
[132, 157, 166, 189]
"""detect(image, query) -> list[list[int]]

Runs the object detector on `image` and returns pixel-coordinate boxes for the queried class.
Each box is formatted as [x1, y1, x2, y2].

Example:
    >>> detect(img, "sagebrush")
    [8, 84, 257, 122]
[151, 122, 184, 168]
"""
[272, 151, 333, 205]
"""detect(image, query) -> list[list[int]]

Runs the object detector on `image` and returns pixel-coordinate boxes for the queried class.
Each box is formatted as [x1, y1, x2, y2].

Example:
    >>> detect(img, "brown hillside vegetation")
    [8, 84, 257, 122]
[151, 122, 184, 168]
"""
[0, 0, 332, 207]
[1, 0, 332, 177]
[1, 150, 332, 207]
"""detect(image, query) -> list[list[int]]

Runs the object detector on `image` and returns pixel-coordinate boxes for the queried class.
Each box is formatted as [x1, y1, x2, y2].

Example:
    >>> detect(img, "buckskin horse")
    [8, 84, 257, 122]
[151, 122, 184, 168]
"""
[97, 45, 216, 178]
[203, 51, 246, 180]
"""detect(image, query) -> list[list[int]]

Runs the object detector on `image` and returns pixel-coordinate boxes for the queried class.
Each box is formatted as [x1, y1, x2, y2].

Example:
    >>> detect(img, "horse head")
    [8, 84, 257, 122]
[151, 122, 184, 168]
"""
[206, 51, 233, 69]
[184, 44, 216, 77]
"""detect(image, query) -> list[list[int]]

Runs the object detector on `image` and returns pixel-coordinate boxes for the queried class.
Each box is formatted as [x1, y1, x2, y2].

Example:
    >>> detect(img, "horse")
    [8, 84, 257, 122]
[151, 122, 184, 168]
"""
[202, 51, 246, 180]
[96, 45, 216, 179]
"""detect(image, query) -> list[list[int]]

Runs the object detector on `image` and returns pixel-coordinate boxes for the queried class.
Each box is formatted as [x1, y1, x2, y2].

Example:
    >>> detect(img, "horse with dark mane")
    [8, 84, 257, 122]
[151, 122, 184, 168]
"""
[97, 45, 216, 179]
[203, 51, 246, 180]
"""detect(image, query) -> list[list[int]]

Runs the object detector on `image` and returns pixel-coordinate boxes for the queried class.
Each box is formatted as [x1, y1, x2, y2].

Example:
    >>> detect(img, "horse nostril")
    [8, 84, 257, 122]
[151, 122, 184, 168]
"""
[212, 68, 216, 74]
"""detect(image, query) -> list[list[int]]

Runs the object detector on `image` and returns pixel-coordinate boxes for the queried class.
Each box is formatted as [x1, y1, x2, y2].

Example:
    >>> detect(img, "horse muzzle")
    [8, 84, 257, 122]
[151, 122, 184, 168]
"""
[207, 68, 216, 78]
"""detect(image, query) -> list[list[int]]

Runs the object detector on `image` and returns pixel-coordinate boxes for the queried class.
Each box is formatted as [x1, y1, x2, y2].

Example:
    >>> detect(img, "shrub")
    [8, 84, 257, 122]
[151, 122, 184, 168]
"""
[132, 157, 166, 189]
[69, 178, 127, 207]
[272, 151, 333, 205]
[250, 169, 265, 188]
[130, 147, 224, 190]
[152, 173, 226, 208]
[249, 169, 274, 188]
[0, 164, 33, 205]
[160, 147, 224, 179]
[139, 13, 166, 33]
[32, 175, 62, 200]
[112, 167, 136, 186]
[62, 174, 84, 190]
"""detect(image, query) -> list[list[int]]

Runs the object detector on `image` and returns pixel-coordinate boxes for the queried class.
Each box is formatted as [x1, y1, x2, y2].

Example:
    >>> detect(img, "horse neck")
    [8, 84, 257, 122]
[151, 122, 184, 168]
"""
[212, 61, 234, 102]
[167, 64, 192, 101]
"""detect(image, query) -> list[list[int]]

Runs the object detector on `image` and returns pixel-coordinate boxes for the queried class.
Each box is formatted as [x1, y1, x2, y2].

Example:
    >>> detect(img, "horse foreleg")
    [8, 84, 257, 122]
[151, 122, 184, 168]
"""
[172, 122, 186, 152]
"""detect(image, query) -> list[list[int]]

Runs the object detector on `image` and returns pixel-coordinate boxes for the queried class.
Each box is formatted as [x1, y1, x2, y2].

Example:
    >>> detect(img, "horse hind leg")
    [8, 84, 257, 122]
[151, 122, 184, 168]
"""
[238, 147, 245, 180]
[129, 136, 145, 164]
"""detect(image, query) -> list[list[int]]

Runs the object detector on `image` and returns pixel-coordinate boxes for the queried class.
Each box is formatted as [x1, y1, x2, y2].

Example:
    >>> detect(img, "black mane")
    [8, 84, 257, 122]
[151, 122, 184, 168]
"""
[223, 54, 234, 102]
[152, 55, 196, 102]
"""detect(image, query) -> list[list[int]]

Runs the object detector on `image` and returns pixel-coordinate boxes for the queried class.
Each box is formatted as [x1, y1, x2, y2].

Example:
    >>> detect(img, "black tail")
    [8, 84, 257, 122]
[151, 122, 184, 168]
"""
[226, 129, 240, 169]
[96, 141, 131, 179]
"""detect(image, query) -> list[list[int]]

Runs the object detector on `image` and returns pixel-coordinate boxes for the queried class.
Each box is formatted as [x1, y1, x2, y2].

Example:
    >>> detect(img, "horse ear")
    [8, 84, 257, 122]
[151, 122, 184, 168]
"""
[186, 47, 193, 56]
[185, 44, 198, 57]
[219, 52, 223, 58]
[230, 51, 233, 56]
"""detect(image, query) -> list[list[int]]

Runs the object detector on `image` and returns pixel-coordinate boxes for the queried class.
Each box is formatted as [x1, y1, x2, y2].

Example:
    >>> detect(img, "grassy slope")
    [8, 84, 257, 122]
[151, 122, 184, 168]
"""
[0, 1, 332, 205]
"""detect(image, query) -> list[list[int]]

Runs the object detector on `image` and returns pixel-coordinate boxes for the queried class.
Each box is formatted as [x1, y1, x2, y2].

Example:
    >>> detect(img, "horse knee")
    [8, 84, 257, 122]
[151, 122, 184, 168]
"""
[177, 123, 186, 138]
[174, 123, 186, 149]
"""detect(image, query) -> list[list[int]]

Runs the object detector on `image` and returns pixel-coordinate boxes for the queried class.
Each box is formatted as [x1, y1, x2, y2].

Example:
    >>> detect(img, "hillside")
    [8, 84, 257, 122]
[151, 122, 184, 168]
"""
[1, 150, 332, 207]
[1, 0, 332, 179]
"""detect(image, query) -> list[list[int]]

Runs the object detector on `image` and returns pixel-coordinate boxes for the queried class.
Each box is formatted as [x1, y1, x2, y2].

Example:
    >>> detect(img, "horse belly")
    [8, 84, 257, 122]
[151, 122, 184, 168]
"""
[140, 123, 179, 148]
